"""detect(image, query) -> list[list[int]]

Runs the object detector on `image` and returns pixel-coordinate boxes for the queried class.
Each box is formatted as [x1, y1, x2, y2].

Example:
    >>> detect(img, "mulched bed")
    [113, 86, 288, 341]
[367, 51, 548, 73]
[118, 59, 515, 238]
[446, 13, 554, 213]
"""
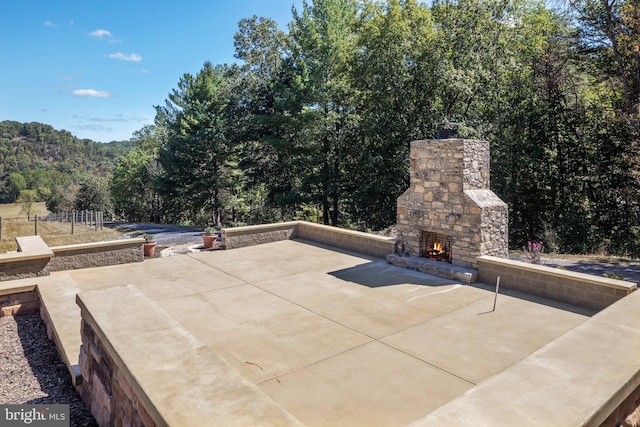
[0, 313, 97, 427]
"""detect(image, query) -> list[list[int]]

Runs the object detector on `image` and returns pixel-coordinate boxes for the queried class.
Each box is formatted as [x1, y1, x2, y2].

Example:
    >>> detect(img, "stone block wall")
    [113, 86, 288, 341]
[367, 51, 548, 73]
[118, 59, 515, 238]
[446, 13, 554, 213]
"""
[477, 255, 636, 311]
[49, 239, 144, 272]
[0, 238, 144, 281]
[222, 222, 298, 249]
[0, 257, 52, 282]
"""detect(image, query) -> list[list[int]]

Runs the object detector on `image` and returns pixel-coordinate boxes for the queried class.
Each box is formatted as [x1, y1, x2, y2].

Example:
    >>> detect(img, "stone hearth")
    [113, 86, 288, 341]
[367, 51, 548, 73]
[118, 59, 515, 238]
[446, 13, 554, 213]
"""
[393, 138, 508, 270]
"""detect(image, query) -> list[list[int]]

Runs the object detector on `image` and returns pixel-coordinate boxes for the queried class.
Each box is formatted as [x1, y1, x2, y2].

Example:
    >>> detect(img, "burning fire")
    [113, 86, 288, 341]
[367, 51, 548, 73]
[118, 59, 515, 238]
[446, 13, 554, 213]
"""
[433, 242, 443, 253]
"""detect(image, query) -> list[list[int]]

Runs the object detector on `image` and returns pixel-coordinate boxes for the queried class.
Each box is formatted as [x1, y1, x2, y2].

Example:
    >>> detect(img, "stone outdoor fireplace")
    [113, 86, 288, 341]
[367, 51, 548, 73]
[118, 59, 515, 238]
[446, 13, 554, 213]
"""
[395, 138, 508, 269]
[421, 231, 453, 263]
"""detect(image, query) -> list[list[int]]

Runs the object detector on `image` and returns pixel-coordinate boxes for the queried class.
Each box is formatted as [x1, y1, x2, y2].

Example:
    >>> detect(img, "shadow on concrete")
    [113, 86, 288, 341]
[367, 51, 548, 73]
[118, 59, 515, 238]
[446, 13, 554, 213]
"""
[471, 280, 597, 317]
[329, 261, 461, 289]
[330, 260, 597, 317]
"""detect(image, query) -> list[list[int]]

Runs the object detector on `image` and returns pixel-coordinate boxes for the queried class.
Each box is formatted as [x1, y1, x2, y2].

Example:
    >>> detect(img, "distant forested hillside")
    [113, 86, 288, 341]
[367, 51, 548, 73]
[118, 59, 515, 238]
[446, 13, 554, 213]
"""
[0, 120, 133, 204]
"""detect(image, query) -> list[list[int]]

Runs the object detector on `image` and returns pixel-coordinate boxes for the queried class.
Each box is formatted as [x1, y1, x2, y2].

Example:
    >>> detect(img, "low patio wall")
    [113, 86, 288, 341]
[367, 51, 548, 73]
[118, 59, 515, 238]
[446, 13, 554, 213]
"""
[222, 221, 396, 259]
[222, 222, 298, 250]
[49, 238, 144, 272]
[477, 255, 636, 311]
[0, 237, 144, 281]
[0, 236, 53, 281]
[297, 222, 396, 259]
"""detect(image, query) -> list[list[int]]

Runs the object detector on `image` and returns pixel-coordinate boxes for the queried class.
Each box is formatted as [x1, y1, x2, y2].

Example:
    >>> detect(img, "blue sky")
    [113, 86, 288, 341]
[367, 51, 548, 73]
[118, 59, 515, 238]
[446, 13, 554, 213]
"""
[0, 1, 302, 143]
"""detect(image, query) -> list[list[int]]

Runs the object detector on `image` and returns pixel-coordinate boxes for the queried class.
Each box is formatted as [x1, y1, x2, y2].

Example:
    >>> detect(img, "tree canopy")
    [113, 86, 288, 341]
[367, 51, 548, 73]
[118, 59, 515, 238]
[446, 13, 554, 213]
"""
[0, 120, 133, 210]
[112, 0, 640, 256]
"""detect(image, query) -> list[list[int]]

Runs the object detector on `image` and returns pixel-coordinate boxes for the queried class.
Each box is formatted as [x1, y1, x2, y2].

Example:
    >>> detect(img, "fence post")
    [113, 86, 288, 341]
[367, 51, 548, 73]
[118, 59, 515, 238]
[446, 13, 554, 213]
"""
[95, 211, 98, 231]
[71, 211, 75, 235]
[0, 216, 3, 242]
[34, 215, 38, 235]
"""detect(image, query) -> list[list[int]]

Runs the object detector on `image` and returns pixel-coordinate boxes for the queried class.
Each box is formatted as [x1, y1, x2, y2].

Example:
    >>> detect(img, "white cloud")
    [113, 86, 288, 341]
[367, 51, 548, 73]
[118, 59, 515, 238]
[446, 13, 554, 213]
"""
[44, 21, 55, 27]
[74, 124, 112, 132]
[108, 52, 142, 62]
[89, 117, 127, 123]
[72, 89, 112, 98]
[89, 29, 112, 38]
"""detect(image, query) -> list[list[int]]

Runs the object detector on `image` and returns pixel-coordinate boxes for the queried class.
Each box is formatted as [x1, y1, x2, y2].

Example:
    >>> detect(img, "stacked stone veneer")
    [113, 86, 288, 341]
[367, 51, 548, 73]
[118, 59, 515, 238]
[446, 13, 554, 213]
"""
[396, 139, 508, 268]
[78, 318, 157, 427]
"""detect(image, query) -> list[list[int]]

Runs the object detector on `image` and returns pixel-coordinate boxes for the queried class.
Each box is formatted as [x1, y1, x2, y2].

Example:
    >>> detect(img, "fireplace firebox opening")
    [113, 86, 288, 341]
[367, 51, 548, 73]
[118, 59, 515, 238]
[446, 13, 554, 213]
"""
[420, 231, 453, 263]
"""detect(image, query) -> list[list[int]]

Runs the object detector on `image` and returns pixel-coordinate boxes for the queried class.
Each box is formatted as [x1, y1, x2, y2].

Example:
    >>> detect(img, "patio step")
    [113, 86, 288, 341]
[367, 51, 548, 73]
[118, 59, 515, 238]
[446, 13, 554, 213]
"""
[37, 273, 83, 386]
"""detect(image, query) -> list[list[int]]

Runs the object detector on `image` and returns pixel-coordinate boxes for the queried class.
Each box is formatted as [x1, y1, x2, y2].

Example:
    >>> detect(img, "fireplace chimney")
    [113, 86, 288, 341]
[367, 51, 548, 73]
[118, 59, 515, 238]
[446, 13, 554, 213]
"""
[396, 139, 508, 269]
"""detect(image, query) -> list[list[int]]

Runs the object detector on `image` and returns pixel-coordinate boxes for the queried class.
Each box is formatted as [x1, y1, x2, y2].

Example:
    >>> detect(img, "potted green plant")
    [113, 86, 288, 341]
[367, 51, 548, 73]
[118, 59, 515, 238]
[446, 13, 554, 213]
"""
[202, 227, 220, 249]
[143, 233, 157, 257]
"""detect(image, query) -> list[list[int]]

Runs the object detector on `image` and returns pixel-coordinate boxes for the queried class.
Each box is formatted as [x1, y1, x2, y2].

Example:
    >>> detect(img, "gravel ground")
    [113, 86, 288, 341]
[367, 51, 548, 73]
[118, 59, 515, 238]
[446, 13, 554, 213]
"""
[0, 313, 96, 427]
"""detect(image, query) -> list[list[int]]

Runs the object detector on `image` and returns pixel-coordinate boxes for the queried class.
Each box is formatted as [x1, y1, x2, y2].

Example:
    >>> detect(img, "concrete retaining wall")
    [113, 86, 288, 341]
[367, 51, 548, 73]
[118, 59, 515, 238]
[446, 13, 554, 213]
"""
[477, 255, 636, 311]
[222, 221, 396, 259]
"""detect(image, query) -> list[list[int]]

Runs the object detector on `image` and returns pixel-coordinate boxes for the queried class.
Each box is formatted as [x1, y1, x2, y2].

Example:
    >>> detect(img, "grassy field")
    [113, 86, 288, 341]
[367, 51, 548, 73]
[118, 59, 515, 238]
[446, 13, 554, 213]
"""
[0, 202, 50, 219]
[0, 203, 124, 254]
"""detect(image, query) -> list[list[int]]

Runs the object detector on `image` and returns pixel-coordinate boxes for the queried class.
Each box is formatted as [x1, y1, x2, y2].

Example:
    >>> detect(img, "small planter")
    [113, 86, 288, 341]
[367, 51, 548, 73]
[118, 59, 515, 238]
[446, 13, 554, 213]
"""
[143, 242, 157, 257]
[202, 228, 221, 249]
[142, 233, 157, 257]
[202, 234, 217, 248]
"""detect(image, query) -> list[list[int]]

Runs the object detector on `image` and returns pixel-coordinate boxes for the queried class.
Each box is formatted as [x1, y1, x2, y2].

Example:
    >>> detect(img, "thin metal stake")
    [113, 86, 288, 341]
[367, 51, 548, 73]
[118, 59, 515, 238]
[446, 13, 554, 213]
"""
[492, 276, 501, 312]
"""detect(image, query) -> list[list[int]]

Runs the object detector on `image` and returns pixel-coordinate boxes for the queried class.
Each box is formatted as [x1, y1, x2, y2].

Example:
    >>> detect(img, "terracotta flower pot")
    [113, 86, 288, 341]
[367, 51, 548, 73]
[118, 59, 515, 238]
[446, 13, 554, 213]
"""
[143, 242, 157, 257]
[202, 234, 217, 248]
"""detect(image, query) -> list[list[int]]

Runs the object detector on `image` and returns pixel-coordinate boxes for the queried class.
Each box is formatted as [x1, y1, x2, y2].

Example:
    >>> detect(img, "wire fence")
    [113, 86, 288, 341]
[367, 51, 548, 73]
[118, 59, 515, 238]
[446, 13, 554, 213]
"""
[45, 210, 105, 233]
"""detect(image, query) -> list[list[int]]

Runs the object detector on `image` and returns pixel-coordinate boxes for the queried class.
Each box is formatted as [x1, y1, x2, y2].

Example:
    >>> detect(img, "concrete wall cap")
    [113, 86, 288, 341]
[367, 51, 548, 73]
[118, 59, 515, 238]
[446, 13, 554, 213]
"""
[50, 238, 144, 253]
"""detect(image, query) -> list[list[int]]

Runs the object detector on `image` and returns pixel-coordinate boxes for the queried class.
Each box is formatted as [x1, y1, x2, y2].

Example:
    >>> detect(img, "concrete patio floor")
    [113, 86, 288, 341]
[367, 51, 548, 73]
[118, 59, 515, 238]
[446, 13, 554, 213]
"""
[39, 239, 594, 426]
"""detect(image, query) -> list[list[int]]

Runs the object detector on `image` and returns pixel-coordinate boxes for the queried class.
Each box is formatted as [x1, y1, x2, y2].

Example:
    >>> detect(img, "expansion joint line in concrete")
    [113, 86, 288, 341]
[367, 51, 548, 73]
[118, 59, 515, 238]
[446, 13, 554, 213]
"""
[186, 252, 484, 386]
[250, 280, 483, 387]
[185, 253, 253, 286]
